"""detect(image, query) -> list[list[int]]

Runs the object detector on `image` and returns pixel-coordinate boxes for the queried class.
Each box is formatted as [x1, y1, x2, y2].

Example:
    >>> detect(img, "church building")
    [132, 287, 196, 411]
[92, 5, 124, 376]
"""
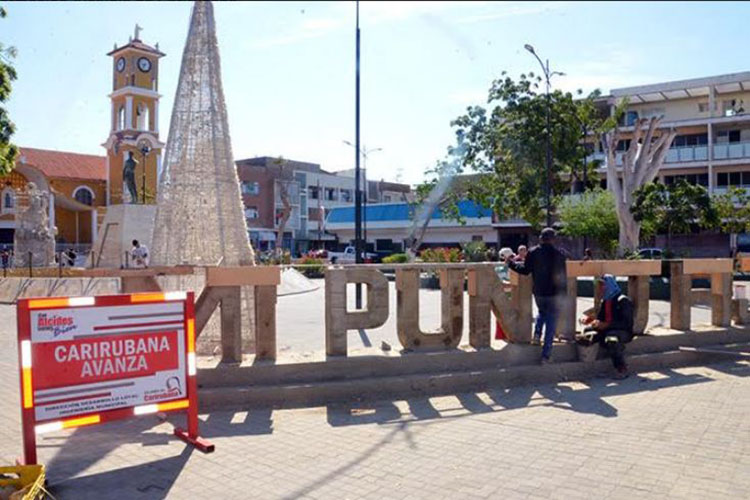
[1, 26, 163, 253]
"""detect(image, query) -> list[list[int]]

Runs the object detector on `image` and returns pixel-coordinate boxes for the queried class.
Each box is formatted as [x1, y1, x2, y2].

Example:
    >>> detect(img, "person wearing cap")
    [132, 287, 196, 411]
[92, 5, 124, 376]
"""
[507, 227, 568, 364]
[581, 274, 634, 379]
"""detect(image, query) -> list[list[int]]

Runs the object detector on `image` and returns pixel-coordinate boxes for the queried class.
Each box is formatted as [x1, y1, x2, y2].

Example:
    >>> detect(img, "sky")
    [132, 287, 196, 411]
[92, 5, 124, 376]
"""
[4, 1, 750, 186]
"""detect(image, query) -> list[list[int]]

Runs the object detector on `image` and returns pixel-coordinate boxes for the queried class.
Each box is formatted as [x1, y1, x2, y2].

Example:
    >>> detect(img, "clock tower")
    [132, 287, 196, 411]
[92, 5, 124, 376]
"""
[92, 25, 165, 268]
[103, 25, 165, 205]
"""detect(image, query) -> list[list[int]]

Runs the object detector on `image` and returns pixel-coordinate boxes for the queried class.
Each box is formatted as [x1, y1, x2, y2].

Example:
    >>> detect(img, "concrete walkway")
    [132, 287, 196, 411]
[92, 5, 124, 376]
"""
[1, 297, 749, 499]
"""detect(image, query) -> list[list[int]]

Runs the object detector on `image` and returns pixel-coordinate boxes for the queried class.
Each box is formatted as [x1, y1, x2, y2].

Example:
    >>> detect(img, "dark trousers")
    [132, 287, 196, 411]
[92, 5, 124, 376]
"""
[596, 330, 628, 370]
[534, 295, 558, 359]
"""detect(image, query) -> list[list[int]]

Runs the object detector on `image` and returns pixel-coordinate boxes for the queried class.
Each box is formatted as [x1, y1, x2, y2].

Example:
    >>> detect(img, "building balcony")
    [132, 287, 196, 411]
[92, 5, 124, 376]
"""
[713, 141, 750, 161]
[665, 145, 708, 163]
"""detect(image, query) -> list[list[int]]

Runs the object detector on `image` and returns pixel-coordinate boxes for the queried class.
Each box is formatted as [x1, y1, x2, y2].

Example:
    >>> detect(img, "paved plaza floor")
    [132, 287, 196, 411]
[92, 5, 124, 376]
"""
[1, 296, 749, 499]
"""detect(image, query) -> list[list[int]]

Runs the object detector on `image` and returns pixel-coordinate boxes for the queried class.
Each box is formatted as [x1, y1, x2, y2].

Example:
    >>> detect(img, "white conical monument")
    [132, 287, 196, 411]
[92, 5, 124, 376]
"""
[152, 1, 255, 359]
[151, 0, 254, 266]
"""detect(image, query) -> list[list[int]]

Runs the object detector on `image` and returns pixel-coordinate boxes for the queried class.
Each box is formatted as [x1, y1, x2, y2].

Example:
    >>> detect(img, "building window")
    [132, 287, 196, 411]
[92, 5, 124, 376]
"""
[383, 195, 392, 203]
[136, 103, 150, 131]
[472, 235, 483, 242]
[245, 207, 259, 219]
[73, 186, 94, 206]
[340, 189, 352, 203]
[698, 102, 710, 113]
[673, 133, 708, 147]
[241, 181, 259, 195]
[325, 188, 337, 201]
[117, 106, 126, 130]
[308, 185, 319, 199]
[1, 188, 14, 213]
[622, 110, 639, 127]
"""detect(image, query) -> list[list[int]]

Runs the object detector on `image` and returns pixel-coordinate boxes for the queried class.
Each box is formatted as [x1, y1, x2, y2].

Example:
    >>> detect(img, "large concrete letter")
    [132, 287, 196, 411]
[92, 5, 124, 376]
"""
[628, 275, 650, 335]
[670, 261, 691, 331]
[396, 269, 464, 350]
[325, 268, 389, 356]
[467, 266, 523, 345]
[711, 272, 732, 327]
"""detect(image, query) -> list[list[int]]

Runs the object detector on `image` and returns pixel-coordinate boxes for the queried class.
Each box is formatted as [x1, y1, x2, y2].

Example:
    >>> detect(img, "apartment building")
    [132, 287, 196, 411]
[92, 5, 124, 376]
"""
[235, 156, 411, 254]
[590, 71, 750, 193]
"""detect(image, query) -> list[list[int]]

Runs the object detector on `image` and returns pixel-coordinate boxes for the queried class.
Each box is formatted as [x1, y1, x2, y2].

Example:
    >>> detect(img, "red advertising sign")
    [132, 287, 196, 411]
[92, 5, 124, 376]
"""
[17, 292, 213, 465]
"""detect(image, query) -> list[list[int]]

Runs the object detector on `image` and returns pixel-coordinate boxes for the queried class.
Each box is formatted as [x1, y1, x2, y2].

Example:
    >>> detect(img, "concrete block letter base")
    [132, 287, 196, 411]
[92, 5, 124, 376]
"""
[396, 268, 464, 350]
[325, 268, 389, 356]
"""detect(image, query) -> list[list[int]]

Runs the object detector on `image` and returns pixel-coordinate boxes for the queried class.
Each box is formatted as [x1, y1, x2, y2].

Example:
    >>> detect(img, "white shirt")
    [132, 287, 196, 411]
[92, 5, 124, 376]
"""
[131, 245, 149, 268]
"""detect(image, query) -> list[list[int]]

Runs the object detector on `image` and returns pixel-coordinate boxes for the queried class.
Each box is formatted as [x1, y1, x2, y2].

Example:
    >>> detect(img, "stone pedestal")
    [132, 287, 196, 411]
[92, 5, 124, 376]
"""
[90, 204, 156, 268]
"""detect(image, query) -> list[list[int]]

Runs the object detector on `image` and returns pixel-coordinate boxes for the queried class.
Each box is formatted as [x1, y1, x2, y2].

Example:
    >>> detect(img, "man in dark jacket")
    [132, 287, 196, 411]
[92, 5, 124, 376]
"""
[507, 227, 567, 363]
[582, 274, 634, 379]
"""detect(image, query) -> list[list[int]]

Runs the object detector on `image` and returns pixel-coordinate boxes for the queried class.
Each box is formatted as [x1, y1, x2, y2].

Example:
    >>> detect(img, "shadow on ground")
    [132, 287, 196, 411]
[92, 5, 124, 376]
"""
[39, 361, 750, 499]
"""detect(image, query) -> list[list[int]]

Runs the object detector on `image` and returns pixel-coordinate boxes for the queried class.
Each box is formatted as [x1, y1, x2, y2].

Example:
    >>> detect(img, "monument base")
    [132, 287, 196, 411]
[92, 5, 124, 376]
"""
[90, 204, 156, 268]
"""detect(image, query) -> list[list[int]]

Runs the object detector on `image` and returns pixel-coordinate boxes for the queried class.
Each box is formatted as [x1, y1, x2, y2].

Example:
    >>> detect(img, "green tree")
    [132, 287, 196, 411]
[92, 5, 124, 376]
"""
[713, 187, 750, 234]
[0, 6, 18, 175]
[631, 179, 718, 251]
[712, 187, 750, 253]
[558, 189, 619, 258]
[448, 71, 606, 229]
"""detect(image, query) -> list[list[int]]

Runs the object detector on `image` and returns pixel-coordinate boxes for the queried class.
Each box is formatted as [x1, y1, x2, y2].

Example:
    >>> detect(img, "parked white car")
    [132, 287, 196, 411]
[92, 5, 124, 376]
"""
[328, 246, 378, 264]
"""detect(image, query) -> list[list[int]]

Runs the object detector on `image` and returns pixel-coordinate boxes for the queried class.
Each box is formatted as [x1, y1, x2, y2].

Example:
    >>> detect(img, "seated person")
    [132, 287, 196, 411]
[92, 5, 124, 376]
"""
[579, 274, 634, 379]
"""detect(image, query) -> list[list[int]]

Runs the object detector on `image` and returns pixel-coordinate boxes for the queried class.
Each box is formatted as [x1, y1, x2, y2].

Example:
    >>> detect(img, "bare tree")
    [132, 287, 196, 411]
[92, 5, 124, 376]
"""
[602, 117, 677, 253]
[274, 162, 294, 257]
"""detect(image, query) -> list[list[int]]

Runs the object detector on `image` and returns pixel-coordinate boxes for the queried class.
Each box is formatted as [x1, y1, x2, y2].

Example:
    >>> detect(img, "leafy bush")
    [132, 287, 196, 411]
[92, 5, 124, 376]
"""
[382, 253, 409, 264]
[558, 188, 619, 258]
[461, 241, 488, 262]
[419, 247, 462, 262]
[297, 256, 324, 278]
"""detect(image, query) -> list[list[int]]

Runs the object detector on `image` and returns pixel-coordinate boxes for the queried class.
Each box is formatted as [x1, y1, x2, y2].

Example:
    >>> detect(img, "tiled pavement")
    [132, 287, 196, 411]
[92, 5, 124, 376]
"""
[2, 306, 750, 499]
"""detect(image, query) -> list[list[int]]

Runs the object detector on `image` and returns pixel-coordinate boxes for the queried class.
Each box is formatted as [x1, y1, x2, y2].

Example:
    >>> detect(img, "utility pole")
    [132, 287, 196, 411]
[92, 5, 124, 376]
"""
[317, 179, 322, 249]
[345, 141, 383, 255]
[354, 0, 363, 308]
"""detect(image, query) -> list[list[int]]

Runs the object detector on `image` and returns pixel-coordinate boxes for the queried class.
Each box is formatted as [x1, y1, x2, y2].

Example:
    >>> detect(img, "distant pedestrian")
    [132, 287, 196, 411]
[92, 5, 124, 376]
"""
[583, 248, 593, 261]
[514, 245, 528, 263]
[130, 239, 149, 268]
[508, 228, 568, 364]
[1, 249, 8, 269]
[498, 247, 514, 263]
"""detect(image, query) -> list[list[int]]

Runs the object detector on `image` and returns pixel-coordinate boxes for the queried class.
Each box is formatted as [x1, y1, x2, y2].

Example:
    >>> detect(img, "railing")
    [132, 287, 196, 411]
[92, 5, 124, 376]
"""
[665, 145, 708, 163]
[713, 141, 750, 160]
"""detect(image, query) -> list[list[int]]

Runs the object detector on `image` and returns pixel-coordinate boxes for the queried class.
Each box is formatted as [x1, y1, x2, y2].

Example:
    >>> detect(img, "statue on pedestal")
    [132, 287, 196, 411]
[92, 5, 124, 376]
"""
[14, 182, 56, 268]
[123, 151, 139, 204]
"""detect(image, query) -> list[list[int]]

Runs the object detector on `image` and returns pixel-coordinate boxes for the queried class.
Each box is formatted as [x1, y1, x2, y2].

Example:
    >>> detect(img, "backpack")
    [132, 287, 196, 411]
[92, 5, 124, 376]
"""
[616, 295, 634, 343]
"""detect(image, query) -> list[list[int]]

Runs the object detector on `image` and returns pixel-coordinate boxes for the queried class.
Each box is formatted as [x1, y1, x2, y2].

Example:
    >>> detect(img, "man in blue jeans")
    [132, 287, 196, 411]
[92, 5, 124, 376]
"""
[508, 227, 568, 364]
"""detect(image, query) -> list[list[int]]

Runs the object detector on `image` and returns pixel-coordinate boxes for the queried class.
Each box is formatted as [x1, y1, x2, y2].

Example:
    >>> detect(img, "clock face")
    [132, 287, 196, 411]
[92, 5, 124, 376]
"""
[137, 57, 152, 72]
[116, 57, 126, 72]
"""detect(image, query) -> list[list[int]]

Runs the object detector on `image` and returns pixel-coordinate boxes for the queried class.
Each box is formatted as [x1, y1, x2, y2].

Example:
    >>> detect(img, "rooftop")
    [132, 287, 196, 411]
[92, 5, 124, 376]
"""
[326, 200, 492, 224]
[15, 147, 107, 182]
[609, 71, 750, 104]
[107, 39, 165, 58]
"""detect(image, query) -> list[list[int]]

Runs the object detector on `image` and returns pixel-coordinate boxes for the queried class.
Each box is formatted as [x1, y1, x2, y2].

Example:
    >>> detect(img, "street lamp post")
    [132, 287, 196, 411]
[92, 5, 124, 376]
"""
[344, 141, 382, 251]
[139, 143, 151, 204]
[524, 44, 564, 228]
